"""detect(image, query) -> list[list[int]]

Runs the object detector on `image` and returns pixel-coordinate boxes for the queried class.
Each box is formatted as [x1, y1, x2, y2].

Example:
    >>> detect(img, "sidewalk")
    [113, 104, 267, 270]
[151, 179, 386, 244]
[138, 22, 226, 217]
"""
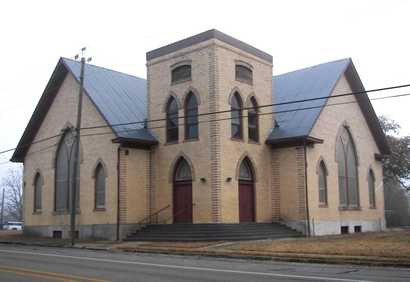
[1, 230, 409, 267]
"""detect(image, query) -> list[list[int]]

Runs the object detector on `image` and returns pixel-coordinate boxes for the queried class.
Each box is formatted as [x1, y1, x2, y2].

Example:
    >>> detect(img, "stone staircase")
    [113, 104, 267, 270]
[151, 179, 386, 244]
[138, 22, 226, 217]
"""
[125, 223, 302, 241]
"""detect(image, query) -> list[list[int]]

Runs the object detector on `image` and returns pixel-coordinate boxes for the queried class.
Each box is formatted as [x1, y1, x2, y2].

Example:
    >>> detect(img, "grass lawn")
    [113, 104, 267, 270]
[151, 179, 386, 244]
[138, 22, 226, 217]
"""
[2, 229, 409, 265]
[226, 230, 410, 259]
[116, 241, 220, 251]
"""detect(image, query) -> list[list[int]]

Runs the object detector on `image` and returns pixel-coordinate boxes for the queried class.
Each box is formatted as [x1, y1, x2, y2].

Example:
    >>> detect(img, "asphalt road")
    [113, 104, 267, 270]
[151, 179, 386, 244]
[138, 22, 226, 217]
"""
[0, 245, 408, 282]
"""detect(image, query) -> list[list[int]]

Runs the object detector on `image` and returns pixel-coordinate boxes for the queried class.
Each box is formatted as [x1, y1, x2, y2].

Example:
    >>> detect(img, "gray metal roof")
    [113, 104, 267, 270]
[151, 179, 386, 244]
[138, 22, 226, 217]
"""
[12, 56, 388, 163]
[267, 58, 351, 143]
[62, 58, 157, 142]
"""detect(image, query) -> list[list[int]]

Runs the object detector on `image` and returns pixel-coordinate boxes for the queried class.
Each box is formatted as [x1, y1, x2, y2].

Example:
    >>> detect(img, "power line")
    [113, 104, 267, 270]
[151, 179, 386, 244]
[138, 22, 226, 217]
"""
[0, 133, 62, 156]
[80, 83, 410, 130]
[0, 142, 59, 165]
[79, 92, 410, 139]
[1, 86, 409, 157]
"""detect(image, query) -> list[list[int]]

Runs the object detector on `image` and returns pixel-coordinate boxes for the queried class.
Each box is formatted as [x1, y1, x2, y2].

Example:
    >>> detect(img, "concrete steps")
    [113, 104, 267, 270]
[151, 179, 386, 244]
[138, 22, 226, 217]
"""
[125, 223, 302, 241]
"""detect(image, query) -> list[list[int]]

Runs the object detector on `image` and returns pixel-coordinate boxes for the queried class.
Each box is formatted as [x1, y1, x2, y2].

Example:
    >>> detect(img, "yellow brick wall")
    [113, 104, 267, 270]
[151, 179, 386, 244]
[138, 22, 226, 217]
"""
[306, 73, 385, 234]
[147, 38, 274, 224]
[23, 36, 385, 237]
[216, 42, 273, 223]
[23, 73, 120, 228]
[147, 40, 214, 223]
[122, 148, 150, 224]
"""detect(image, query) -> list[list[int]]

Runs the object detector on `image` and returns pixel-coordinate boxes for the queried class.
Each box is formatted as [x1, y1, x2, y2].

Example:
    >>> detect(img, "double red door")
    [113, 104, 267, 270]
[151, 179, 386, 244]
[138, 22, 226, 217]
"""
[239, 181, 255, 222]
[173, 182, 193, 223]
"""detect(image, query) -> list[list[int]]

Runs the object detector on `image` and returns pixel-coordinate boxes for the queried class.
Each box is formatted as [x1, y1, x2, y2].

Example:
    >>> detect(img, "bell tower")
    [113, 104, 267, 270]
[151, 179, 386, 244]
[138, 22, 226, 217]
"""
[146, 30, 274, 223]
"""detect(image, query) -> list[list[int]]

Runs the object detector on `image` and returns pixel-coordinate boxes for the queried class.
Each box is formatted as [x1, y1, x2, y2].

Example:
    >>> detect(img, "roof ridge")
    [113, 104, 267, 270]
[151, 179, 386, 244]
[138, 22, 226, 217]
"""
[61, 57, 146, 81]
[274, 58, 351, 78]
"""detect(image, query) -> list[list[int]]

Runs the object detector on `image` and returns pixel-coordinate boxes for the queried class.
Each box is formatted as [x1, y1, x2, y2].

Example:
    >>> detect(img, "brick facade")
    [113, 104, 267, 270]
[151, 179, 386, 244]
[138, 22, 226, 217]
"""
[21, 31, 386, 239]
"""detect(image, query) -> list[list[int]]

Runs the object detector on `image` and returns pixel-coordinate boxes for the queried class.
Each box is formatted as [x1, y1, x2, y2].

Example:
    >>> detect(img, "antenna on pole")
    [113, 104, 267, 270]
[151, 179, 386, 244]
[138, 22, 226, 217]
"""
[70, 47, 91, 246]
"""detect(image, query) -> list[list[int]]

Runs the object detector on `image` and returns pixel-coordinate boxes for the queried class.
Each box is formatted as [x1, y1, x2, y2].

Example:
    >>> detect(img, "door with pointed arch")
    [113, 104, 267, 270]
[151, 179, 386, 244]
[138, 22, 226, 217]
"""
[238, 158, 255, 222]
[173, 158, 193, 223]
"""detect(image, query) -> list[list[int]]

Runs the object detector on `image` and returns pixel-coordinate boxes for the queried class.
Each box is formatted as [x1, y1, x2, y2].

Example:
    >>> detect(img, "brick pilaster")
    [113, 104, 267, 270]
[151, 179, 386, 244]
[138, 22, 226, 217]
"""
[208, 45, 221, 223]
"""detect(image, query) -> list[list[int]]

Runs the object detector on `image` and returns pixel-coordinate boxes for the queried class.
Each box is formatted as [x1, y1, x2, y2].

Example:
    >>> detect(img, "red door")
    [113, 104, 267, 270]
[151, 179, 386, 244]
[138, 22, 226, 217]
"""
[239, 181, 255, 222]
[173, 182, 193, 223]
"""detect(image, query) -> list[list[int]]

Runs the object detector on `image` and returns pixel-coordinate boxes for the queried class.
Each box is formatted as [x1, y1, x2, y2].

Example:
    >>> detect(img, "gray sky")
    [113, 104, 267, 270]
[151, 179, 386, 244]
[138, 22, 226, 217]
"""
[1, 0, 409, 178]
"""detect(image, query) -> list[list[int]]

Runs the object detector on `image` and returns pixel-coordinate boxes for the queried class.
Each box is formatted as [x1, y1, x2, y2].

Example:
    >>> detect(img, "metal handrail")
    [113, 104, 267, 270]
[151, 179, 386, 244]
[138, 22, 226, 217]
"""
[163, 203, 196, 224]
[137, 204, 171, 228]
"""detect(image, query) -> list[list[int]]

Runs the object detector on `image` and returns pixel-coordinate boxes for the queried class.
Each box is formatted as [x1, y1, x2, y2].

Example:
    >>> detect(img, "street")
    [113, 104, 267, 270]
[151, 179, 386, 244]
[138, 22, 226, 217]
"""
[0, 245, 409, 281]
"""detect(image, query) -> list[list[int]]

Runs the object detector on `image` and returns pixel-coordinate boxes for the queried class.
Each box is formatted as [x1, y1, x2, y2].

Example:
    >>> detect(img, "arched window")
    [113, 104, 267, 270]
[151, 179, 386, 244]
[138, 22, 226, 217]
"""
[235, 65, 253, 84]
[336, 127, 359, 208]
[248, 97, 259, 142]
[55, 129, 78, 211]
[94, 163, 106, 210]
[171, 65, 191, 84]
[231, 92, 243, 139]
[368, 169, 376, 208]
[34, 172, 43, 212]
[185, 92, 198, 140]
[239, 158, 254, 181]
[174, 158, 192, 182]
[166, 97, 179, 143]
[318, 160, 328, 206]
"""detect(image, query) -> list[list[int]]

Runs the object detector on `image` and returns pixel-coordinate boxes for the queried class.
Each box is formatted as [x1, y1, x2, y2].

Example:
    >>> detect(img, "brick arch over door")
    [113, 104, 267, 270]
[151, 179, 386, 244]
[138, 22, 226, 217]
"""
[237, 157, 256, 222]
[172, 157, 193, 223]
[235, 153, 258, 182]
[168, 152, 196, 183]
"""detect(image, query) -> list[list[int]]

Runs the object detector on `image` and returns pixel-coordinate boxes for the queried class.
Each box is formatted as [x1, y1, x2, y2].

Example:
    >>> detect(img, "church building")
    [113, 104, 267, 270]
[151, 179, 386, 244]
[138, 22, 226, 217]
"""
[12, 30, 389, 240]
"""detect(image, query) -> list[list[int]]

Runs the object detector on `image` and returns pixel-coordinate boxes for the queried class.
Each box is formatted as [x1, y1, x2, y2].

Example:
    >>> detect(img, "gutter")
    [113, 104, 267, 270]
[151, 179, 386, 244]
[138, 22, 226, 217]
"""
[265, 135, 323, 147]
[303, 141, 311, 237]
[116, 146, 121, 241]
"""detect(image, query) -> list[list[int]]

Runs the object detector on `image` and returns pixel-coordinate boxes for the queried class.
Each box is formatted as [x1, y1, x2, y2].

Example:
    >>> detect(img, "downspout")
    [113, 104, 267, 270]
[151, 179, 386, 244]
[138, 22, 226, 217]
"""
[303, 141, 311, 237]
[116, 146, 121, 241]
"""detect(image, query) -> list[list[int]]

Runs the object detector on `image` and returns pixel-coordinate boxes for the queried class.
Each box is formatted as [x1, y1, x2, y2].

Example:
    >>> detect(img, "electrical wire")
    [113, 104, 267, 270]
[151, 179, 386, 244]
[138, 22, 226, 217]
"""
[79, 92, 410, 138]
[80, 83, 410, 130]
[1, 85, 409, 157]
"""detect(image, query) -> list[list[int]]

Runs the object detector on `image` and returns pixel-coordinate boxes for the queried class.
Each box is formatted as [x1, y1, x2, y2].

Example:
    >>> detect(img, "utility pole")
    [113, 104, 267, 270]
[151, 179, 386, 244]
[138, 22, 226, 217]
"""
[0, 188, 4, 230]
[70, 48, 91, 246]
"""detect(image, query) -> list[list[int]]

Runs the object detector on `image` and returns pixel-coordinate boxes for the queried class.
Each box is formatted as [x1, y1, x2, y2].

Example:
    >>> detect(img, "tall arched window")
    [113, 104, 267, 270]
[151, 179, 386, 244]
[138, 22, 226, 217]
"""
[166, 97, 179, 143]
[94, 163, 106, 210]
[248, 97, 259, 142]
[368, 169, 376, 208]
[184, 92, 198, 140]
[231, 92, 243, 139]
[34, 172, 43, 212]
[55, 129, 79, 211]
[336, 126, 359, 208]
[318, 160, 328, 206]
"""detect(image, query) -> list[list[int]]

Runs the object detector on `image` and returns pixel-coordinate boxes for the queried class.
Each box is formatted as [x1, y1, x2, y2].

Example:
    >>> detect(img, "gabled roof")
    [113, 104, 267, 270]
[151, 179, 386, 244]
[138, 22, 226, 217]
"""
[11, 58, 157, 162]
[12, 56, 389, 163]
[267, 58, 390, 155]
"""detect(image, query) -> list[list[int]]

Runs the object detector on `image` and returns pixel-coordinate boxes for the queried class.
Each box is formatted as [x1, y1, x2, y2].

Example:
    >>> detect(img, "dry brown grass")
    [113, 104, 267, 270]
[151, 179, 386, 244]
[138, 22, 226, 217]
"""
[0, 230, 22, 238]
[115, 241, 219, 251]
[227, 230, 410, 258]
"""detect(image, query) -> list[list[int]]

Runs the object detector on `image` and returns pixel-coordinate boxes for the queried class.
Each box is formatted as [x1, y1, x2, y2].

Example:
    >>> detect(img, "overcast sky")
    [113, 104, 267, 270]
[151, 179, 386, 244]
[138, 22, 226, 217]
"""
[1, 0, 409, 178]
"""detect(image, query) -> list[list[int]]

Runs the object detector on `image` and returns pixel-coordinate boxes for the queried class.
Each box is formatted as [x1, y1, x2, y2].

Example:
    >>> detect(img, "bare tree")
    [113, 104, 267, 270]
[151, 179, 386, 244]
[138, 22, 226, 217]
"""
[379, 116, 410, 226]
[1, 167, 23, 221]
[378, 116, 410, 190]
